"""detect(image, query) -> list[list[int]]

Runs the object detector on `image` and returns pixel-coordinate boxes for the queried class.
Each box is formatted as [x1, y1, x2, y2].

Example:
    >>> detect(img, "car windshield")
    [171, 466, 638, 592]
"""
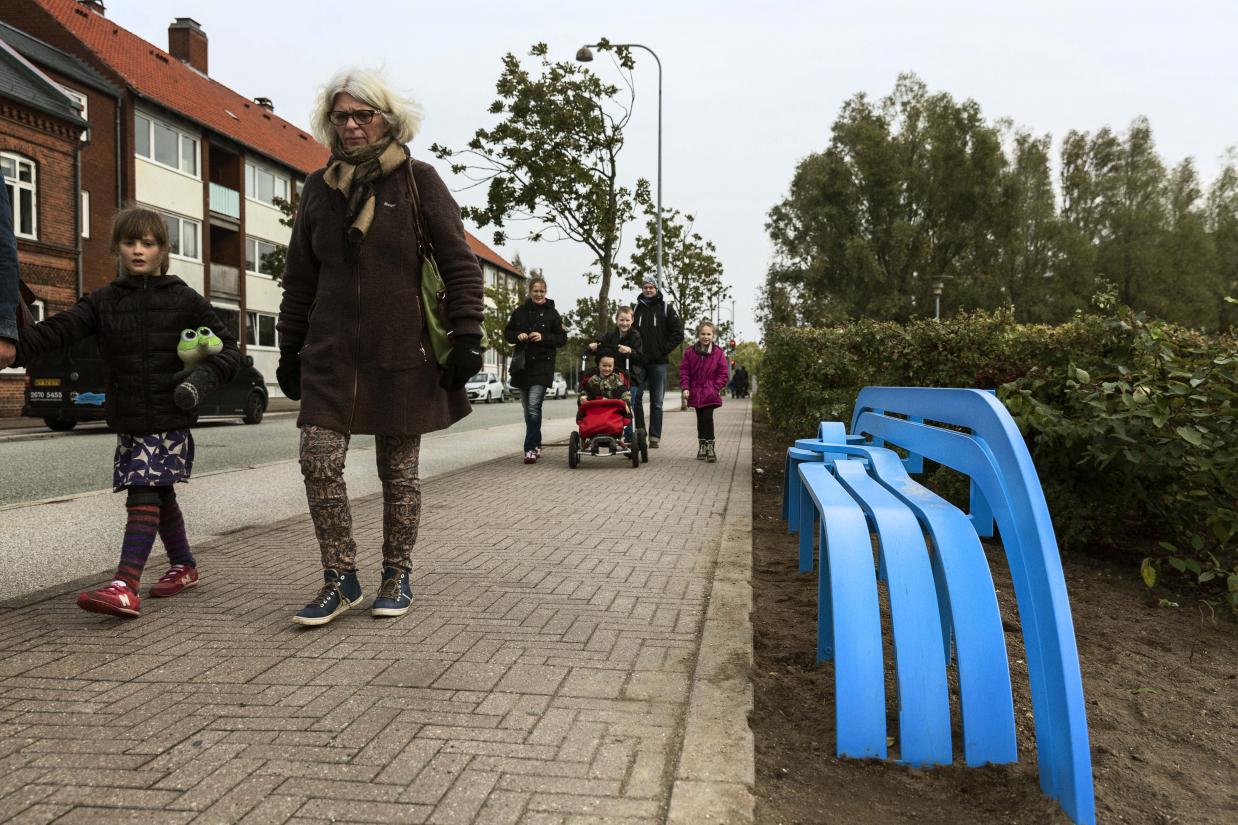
[469, 373, 488, 383]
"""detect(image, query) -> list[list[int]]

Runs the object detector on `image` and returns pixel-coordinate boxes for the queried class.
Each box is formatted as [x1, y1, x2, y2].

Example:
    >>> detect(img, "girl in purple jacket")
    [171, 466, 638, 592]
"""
[679, 321, 730, 463]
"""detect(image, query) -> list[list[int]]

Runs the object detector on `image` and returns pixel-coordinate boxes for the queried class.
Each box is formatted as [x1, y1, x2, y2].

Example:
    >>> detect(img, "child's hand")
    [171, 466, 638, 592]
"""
[588, 342, 598, 352]
[682, 389, 690, 399]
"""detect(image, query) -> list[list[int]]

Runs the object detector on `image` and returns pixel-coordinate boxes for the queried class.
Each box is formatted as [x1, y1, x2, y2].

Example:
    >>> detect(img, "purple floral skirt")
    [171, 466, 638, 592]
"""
[112, 429, 195, 492]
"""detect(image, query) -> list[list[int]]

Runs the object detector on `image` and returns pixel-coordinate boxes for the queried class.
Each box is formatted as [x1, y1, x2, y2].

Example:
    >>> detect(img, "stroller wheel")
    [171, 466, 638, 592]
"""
[638, 430, 648, 463]
[630, 441, 640, 468]
[569, 431, 580, 469]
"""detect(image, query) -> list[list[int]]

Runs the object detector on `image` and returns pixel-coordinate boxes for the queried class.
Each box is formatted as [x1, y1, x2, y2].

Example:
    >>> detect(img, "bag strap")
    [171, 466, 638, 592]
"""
[404, 161, 436, 259]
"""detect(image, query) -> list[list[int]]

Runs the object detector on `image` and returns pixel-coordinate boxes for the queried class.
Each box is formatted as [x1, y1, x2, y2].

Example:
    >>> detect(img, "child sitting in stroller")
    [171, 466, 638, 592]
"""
[571, 354, 642, 467]
[579, 353, 631, 417]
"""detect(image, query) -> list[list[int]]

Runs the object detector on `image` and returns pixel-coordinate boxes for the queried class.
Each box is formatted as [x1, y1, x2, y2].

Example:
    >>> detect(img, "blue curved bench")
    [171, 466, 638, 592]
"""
[783, 387, 1094, 825]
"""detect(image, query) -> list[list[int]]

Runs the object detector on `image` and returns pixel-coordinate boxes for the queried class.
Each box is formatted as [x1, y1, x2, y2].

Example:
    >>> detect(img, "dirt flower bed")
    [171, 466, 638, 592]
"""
[750, 412, 1236, 825]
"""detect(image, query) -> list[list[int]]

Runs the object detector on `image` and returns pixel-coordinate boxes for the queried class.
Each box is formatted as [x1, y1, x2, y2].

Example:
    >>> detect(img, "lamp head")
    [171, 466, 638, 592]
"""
[575, 46, 595, 62]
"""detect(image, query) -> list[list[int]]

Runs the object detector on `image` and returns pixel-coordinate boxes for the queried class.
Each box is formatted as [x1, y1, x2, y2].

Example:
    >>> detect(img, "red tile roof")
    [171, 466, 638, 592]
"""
[466, 234, 521, 276]
[35, 0, 329, 174]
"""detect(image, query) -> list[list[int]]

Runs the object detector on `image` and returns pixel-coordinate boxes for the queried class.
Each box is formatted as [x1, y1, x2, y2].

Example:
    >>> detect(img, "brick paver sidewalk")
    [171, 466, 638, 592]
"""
[0, 400, 752, 825]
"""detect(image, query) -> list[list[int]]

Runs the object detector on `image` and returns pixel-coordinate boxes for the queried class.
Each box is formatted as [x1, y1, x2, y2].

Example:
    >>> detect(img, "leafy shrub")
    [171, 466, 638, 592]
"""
[761, 308, 1238, 614]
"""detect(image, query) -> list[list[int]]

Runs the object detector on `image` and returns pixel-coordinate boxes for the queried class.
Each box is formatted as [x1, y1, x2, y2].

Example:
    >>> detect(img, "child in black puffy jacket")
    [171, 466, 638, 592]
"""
[14, 207, 240, 618]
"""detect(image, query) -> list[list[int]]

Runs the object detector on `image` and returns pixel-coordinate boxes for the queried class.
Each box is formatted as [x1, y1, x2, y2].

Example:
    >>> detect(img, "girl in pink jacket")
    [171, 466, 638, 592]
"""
[679, 321, 730, 462]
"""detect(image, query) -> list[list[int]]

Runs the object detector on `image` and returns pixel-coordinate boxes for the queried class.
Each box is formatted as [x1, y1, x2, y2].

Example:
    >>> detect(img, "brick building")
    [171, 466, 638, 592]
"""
[0, 0, 526, 415]
[0, 36, 88, 415]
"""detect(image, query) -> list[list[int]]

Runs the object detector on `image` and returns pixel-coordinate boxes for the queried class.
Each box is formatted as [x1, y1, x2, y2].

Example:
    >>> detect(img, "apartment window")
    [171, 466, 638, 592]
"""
[160, 211, 200, 260]
[211, 304, 241, 342]
[244, 236, 284, 276]
[56, 83, 88, 141]
[245, 161, 289, 206]
[135, 112, 198, 176]
[246, 310, 278, 348]
[1, 153, 36, 239]
[81, 190, 90, 238]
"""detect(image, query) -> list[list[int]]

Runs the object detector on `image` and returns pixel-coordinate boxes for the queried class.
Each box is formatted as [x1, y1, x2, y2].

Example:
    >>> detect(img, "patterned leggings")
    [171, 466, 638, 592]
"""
[299, 424, 422, 573]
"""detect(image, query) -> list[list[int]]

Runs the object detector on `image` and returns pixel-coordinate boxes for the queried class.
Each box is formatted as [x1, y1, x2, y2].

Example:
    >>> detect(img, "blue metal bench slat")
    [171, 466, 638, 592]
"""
[851, 387, 1094, 825]
[832, 460, 952, 767]
[796, 462, 887, 760]
[828, 443, 1018, 766]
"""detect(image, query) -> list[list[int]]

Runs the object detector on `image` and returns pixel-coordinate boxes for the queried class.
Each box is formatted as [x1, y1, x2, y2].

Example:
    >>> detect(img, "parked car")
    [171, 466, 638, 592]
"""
[465, 372, 506, 403]
[548, 372, 568, 399]
[22, 335, 269, 430]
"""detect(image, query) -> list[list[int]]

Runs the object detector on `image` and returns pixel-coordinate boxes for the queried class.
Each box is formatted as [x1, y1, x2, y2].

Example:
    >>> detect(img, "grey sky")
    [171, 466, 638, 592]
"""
[103, 0, 1238, 341]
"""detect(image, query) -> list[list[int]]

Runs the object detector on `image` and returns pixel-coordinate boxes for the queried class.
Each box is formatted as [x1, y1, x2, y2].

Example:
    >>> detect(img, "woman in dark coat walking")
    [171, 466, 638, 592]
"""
[504, 276, 566, 464]
[276, 67, 485, 626]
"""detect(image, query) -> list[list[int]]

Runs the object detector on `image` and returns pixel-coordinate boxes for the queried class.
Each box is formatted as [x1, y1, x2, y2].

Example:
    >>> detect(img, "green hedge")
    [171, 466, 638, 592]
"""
[760, 308, 1237, 615]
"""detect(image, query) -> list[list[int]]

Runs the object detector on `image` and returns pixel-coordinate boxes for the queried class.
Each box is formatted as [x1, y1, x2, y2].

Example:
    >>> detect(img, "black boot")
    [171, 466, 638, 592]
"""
[696, 439, 707, 460]
[706, 440, 717, 463]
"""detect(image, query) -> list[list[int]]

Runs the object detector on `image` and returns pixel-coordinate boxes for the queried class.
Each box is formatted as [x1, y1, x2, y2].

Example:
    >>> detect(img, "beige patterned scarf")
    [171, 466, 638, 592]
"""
[323, 138, 407, 242]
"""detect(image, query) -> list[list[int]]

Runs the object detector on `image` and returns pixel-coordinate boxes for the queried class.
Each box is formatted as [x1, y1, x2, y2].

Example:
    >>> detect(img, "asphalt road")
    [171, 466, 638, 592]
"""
[0, 394, 578, 507]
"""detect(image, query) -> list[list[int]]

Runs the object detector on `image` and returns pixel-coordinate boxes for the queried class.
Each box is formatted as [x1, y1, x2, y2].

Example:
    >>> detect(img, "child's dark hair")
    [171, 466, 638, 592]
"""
[110, 207, 170, 274]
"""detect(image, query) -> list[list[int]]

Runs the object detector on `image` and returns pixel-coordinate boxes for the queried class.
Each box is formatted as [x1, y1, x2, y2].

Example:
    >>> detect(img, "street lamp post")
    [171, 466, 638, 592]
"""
[932, 281, 944, 321]
[576, 42, 663, 292]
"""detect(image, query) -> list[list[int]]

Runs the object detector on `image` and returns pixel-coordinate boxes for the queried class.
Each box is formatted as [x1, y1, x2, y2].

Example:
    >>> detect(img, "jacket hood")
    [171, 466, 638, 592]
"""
[524, 297, 557, 310]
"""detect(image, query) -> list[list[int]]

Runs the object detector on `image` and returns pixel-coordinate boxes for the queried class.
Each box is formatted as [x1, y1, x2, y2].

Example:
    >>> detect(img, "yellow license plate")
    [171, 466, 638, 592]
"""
[34, 378, 61, 387]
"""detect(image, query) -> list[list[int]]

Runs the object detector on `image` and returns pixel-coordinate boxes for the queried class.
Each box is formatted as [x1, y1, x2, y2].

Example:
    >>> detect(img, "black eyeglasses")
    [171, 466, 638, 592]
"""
[328, 109, 382, 126]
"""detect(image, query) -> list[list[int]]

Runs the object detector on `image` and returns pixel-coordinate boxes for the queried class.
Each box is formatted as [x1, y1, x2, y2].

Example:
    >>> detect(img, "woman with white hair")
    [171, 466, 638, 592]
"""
[277, 68, 485, 626]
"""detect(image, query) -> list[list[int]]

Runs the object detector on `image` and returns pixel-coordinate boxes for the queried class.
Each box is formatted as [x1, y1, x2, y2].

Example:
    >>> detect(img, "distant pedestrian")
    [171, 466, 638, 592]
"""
[12, 207, 241, 617]
[0, 183, 19, 369]
[631, 276, 683, 448]
[504, 276, 567, 464]
[277, 67, 485, 626]
[679, 321, 730, 463]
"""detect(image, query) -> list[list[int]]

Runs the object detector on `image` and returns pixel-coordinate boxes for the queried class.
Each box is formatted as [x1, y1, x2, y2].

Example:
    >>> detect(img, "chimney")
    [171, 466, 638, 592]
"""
[168, 17, 207, 74]
[77, 1, 105, 14]
[254, 97, 275, 112]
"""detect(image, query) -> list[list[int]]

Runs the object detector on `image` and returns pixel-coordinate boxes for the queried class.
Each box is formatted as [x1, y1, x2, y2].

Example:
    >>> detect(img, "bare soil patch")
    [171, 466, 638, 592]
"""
[750, 412, 1236, 825]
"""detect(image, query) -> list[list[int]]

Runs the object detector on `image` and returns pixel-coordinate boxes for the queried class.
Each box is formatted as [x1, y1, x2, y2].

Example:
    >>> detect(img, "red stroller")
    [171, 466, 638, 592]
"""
[569, 374, 648, 468]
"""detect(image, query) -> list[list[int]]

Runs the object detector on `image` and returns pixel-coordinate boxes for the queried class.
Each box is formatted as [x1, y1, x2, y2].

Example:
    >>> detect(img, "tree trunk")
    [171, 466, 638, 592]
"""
[596, 257, 613, 336]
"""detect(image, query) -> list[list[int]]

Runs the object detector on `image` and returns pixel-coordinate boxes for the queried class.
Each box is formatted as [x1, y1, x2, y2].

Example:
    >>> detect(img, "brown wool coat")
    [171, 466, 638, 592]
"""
[277, 160, 485, 436]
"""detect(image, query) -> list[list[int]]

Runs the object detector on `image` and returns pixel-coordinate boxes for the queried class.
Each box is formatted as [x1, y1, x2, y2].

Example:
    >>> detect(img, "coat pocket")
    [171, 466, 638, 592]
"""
[371, 288, 431, 372]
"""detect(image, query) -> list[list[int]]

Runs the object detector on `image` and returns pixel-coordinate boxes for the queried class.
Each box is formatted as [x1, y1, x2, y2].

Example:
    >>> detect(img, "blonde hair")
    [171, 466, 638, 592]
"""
[616, 305, 634, 319]
[696, 320, 716, 334]
[311, 67, 424, 153]
[110, 206, 170, 274]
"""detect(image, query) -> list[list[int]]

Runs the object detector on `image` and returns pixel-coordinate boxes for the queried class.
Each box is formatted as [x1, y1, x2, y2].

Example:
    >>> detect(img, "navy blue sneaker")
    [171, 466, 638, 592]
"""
[372, 566, 412, 618]
[292, 568, 362, 626]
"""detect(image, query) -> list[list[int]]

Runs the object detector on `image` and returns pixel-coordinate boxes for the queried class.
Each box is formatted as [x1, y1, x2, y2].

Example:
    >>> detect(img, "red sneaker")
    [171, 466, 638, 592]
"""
[150, 564, 199, 598]
[77, 581, 141, 618]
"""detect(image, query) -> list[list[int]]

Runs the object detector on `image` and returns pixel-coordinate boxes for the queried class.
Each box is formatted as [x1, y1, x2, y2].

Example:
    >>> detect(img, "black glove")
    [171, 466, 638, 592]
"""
[439, 334, 483, 391]
[173, 367, 220, 411]
[276, 346, 301, 401]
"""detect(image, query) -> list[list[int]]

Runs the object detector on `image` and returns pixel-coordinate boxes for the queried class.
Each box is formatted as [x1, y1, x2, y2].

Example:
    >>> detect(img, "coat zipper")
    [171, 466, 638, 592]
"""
[141, 277, 151, 431]
[348, 259, 360, 432]
[414, 294, 428, 363]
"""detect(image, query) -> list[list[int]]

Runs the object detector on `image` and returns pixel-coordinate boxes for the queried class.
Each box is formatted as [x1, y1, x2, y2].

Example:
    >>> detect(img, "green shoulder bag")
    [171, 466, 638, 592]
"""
[406, 162, 487, 366]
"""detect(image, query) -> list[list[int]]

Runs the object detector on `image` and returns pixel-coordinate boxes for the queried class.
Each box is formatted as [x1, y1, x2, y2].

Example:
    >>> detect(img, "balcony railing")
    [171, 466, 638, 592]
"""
[209, 182, 240, 219]
[210, 263, 240, 299]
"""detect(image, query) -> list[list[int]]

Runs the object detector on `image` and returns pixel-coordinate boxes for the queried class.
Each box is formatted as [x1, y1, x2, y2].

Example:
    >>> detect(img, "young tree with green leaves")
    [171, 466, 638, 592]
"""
[621, 184, 729, 331]
[431, 41, 643, 336]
